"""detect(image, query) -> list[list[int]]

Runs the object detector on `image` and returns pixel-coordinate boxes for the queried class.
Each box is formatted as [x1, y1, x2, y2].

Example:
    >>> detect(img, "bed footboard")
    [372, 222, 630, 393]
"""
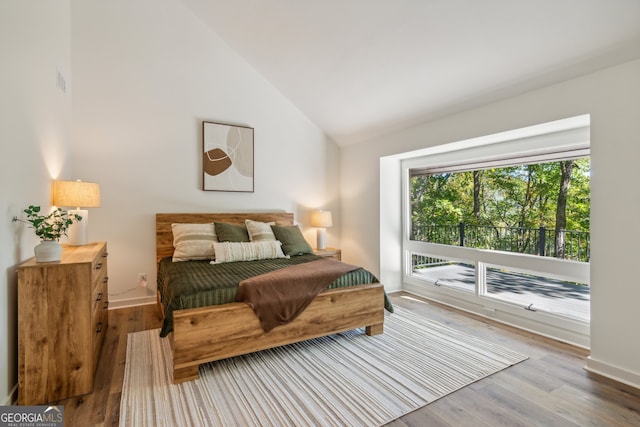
[169, 283, 384, 383]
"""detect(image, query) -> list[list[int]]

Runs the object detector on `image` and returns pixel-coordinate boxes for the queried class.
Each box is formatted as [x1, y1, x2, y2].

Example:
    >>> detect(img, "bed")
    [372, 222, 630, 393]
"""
[156, 212, 388, 383]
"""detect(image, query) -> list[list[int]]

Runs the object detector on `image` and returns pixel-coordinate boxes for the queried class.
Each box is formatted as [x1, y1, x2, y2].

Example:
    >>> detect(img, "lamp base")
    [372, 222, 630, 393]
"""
[316, 228, 327, 250]
[67, 209, 89, 246]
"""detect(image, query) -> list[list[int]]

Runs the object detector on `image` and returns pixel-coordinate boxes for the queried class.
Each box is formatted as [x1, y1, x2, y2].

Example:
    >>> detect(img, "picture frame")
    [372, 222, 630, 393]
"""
[202, 121, 254, 192]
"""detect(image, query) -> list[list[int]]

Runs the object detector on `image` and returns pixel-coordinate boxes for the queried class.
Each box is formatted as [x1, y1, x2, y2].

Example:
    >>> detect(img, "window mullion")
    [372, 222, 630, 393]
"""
[476, 261, 486, 296]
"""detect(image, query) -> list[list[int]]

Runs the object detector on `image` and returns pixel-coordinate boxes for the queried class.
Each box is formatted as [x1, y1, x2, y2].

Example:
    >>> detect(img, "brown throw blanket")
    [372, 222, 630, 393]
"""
[237, 258, 360, 332]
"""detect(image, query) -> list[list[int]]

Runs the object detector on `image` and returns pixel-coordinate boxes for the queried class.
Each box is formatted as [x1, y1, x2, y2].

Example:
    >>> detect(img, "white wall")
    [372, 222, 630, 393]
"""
[0, 0, 339, 402]
[341, 59, 640, 388]
[0, 0, 73, 404]
[70, 0, 340, 305]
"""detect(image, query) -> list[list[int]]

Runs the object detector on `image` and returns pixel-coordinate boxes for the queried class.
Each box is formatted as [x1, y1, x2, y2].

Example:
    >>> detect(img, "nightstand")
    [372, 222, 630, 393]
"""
[18, 242, 109, 405]
[313, 247, 341, 261]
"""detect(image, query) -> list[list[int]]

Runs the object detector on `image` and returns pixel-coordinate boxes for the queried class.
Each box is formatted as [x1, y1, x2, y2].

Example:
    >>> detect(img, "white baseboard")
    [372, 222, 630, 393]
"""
[585, 356, 640, 390]
[109, 295, 157, 309]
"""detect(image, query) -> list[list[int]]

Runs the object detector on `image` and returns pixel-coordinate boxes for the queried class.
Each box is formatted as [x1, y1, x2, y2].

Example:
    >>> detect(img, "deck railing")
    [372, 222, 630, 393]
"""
[411, 223, 590, 262]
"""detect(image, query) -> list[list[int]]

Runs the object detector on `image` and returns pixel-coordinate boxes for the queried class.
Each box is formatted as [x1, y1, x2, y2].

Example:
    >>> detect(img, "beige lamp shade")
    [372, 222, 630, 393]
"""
[52, 180, 101, 208]
[310, 210, 333, 228]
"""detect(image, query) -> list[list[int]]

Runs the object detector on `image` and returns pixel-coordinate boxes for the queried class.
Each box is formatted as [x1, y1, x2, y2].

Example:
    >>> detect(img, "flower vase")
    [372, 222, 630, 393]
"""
[34, 240, 62, 262]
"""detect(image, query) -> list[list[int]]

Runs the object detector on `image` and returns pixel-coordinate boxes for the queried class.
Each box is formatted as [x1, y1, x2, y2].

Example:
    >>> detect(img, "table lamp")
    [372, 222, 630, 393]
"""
[310, 210, 332, 250]
[52, 180, 101, 245]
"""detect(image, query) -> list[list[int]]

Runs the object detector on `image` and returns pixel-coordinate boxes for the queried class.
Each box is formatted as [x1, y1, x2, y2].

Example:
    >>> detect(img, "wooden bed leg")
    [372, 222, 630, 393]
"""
[156, 291, 165, 319]
[366, 323, 383, 336]
[173, 365, 200, 384]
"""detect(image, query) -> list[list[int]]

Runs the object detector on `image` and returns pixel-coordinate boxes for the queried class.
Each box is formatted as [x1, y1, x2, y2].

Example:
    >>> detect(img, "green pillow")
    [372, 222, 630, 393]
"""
[271, 224, 314, 256]
[214, 222, 250, 242]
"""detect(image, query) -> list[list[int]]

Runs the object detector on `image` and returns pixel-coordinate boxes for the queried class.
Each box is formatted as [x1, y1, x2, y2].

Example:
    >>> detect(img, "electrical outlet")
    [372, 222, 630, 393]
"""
[138, 273, 147, 287]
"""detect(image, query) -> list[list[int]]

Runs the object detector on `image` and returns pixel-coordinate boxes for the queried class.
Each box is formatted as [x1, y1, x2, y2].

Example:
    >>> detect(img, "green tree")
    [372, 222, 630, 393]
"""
[555, 160, 575, 258]
[410, 157, 590, 260]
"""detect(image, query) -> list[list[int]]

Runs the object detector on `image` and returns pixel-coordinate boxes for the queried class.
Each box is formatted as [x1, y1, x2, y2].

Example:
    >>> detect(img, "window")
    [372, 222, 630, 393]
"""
[400, 115, 591, 347]
[410, 158, 591, 262]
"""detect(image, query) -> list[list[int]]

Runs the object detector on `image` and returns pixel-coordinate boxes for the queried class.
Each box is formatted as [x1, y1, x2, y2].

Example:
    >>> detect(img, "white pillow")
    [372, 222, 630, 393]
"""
[245, 219, 276, 241]
[211, 240, 289, 264]
[171, 223, 218, 261]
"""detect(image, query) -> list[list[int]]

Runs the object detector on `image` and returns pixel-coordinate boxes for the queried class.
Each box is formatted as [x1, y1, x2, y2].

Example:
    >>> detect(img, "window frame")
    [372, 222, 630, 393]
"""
[400, 115, 591, 348]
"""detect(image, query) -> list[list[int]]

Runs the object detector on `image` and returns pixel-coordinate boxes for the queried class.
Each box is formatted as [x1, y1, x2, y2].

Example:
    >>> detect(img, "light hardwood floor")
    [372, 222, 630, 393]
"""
[56, 292, 640, 426]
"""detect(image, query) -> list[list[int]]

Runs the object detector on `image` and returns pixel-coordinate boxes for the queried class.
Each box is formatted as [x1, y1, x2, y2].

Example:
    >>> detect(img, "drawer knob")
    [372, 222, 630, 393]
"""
[102, 252, 108, 258]
[95, 263, 103, 270]
[96, 322, 103, 333]
[103, 301, 109, 309]
[96, 292, 102, 302]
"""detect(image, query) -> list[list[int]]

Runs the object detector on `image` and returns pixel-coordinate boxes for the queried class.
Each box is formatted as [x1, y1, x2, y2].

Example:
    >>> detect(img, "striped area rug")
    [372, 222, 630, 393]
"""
[119, 307, 527, 426]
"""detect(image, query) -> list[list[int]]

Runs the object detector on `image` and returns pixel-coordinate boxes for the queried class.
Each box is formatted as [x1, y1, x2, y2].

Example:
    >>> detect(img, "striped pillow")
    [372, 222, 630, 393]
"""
[245, 219, 276, 241]
[171, 223, 218, 261]
[211, 241, 288, 264]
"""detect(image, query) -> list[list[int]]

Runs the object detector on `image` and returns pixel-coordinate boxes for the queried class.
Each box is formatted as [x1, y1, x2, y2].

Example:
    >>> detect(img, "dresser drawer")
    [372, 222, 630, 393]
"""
[92, 274, 108, 311]
[92, 305, 108, 372]
[91, 248, 108, 289]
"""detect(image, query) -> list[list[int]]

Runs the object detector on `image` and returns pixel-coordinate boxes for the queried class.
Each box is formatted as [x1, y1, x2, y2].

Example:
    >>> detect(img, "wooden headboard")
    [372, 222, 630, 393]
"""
[156, 212, 294, 264]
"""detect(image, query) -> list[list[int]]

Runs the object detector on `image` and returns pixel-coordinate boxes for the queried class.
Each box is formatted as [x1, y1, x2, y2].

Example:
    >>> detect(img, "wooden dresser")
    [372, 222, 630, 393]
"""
[17, 241, 109, 405]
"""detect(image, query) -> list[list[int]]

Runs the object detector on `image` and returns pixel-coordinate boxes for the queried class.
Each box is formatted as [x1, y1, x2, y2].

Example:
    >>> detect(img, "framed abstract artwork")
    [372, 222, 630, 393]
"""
[202, 121, 254, 192]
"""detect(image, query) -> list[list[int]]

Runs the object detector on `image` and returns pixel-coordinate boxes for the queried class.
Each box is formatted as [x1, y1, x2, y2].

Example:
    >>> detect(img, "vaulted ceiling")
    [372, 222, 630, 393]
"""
[181, 0, 640, 145]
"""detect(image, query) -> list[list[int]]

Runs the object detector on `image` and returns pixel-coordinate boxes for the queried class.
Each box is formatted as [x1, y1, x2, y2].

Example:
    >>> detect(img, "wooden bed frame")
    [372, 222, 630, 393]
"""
[156, 212, 385, 383]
